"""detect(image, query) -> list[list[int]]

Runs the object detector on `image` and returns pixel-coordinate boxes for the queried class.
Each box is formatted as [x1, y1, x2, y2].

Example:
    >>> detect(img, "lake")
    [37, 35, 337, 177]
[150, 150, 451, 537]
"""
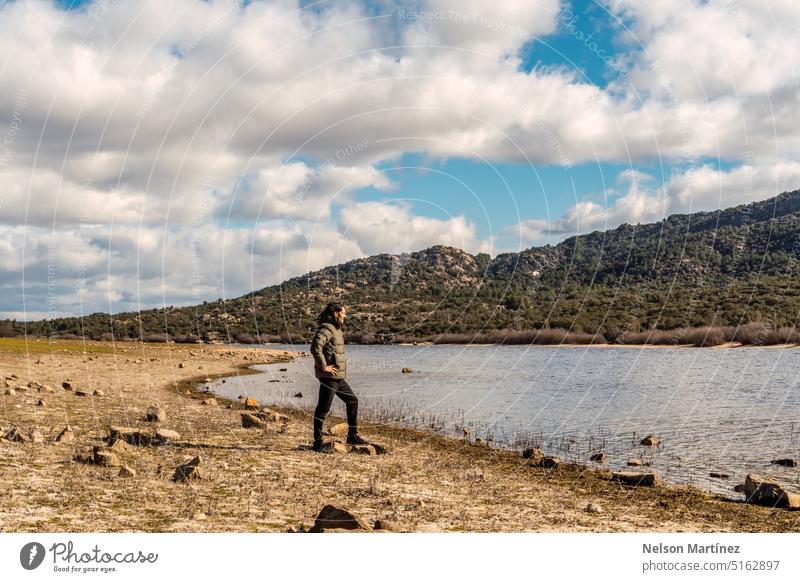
[204, 343, 800, 495]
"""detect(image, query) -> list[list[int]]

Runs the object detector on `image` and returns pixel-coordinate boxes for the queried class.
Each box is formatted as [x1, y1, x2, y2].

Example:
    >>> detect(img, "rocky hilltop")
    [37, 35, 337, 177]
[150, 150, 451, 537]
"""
[11, 189, 800, 343]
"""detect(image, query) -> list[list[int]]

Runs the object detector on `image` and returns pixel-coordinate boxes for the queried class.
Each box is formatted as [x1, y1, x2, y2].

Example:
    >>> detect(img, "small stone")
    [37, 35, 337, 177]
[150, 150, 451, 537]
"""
[37, 399, 46, 406]
[55, 426, 75, 444]
[29, 429, 44, 444]
[371, 442, 389, 455]
[401, 367, 413, 373]
[118, 465, 136, 478]
[310, 505, 370, 532]
[154, 428, 181, 443]
[93, 447, 121, 467]
[294, 392, 303, 398]
[244, 397, 260, 410]
[586, 502, 603, 514]
[108, 439, 134, 455]
[173, 456, 204, 482]
[193, 512, 207, 521]
[74, 389, 89, 397]
[709, 472, 730, 479]
[93, 390, 105, 397]
[241, 413, 266, 429]
[178, 363, 184, 368]
[522, 447, 544, 462]
[39, 385, 55, 393]
[201, 398, 217, 406]
[590, 452, 606, 463]
[540, 456, 561, 469]
[373, 519, 401, 532]
[350, 444, 376, 456]
[4, 427, 28, 443]
[145, 405, 166, 422]
[279, 368, 288, 372]
[771, 459, 797, 468]
[328, 422, 349, 437]
[62, 382, 72, 390]
[640, 435, 661, 447]
[321, 441, 348, 454]
[627, 458, 643, 467]
[610, 471, 662, 487]
[255, 408, 289, 423]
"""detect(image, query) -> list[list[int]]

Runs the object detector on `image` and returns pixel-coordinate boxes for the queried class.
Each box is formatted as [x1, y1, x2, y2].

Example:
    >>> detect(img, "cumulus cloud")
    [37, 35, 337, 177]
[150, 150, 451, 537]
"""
[0, 0, 798, 317]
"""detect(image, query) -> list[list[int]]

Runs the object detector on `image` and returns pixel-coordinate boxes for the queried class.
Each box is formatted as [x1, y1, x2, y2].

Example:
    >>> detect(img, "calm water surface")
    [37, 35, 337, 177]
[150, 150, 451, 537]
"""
[205, 344, 800, 495]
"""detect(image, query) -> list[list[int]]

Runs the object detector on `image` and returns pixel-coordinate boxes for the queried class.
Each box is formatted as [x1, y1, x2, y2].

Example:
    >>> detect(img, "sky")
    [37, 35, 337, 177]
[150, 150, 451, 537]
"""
[1, 0, 799, 319]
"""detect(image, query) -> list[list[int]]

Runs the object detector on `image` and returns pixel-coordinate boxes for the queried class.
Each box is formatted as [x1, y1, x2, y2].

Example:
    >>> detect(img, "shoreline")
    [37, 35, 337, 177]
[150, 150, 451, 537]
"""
[1, 339, 798, 533]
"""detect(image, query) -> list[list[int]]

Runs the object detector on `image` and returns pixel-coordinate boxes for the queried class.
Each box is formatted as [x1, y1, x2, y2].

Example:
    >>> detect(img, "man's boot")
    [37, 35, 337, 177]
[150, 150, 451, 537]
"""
[346, 433, 369, 446]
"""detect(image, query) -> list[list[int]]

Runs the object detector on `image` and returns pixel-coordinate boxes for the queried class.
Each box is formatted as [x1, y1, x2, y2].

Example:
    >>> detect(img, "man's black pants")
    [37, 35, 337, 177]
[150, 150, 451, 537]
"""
[313, 378, 358, 443]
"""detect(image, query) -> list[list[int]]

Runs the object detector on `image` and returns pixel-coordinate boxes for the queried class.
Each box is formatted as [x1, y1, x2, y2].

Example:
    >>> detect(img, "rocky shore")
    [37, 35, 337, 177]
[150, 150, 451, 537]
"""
[0, 338, 798, 532]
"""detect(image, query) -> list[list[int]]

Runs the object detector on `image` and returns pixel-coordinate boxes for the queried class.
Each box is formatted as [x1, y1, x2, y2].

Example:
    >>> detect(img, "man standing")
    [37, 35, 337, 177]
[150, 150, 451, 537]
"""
[310, 302, 369, 451]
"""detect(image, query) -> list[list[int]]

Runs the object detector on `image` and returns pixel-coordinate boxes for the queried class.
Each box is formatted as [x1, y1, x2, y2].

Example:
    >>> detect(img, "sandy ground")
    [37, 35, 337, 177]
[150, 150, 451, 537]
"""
[0, 338, 798, 533]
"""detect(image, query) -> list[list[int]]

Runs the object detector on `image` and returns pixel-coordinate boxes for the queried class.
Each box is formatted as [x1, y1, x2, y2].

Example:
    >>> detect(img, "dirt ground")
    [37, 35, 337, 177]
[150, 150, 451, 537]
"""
[0, 338, 798, 533]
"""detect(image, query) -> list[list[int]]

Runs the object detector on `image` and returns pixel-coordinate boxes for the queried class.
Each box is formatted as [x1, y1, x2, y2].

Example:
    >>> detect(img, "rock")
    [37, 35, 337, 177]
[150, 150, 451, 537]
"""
[640, 435, 661, 447]
[93, 447, 121, 467]
[145, 405, 166, 422]
[178, 363, 184, 368]
[610, 471, 662, 487]
[62, 382, 72, 390]
[108, 439, 134, 455]
[74, 389, 89, 397]
[173, 456, 204, 482]
[279, 368, 288, 372]
[371, 442, 389, 455]
[29, 429, 44, 444]
[154, 428, 181, 443]
[627, 458, 643, 467]
[255, 408, 289, 423]
[350, 444, 376, 456]
[373, 519, 401, 532]
[735, 474, 800, 509]
[244, 397, 260, 410]
[464, 466, 485, 481]
[55, 425, 75, 444]
[590, 452, 606, 463]
[3, 388, 15, 396]
[93, 390, 105, 397]
[39, 385, 54, 393]
[328, 422, 350, 437]
[108, 426, 147, 445]
[771, 459, 797, 468]
[401, 367, 413, 373]
[118, 465, 136, 478]
[310, 505, 370, 532]
[241, 413, 266, 429]
[528, 451, 560, 468]
[201, 398, 217, 406]
[522, 447, 545, 463]
[37, 399, 46, 407]
[586, 502, 604, 514]
[321, 441, 348, 454]
[294, 392, 303, 398]
[709, 472, 730, 479]
[4, 427, 28, 443]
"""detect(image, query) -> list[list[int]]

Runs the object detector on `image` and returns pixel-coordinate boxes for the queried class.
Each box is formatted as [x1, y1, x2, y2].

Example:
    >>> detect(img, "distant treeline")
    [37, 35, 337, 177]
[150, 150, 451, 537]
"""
[9, 322, 799, 348]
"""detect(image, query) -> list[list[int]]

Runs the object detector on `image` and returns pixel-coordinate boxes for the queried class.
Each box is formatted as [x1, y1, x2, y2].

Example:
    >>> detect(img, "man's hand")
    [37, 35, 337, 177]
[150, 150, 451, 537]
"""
[322, 365, 339, 375]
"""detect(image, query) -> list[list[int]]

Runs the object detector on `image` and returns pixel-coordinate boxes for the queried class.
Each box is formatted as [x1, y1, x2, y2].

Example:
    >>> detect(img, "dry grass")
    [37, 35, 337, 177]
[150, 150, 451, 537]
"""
[0, 340, 798, 533]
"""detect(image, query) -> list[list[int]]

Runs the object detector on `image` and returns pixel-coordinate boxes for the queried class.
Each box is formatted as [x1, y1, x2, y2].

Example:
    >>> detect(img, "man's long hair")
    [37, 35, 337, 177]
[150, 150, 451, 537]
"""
[318, 302, 345, 328]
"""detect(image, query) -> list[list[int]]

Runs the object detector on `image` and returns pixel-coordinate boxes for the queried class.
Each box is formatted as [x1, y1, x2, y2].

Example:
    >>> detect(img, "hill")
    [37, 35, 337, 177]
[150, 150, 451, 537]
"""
[9, 189, 800, 345]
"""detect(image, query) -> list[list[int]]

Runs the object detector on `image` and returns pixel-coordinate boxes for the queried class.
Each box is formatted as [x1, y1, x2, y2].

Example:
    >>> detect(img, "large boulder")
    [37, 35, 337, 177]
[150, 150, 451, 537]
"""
[610, 471, 662, 487]
[734, 474, 800, 509]
[310, 505, 371, 532]
[173, 456, 204, 483]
